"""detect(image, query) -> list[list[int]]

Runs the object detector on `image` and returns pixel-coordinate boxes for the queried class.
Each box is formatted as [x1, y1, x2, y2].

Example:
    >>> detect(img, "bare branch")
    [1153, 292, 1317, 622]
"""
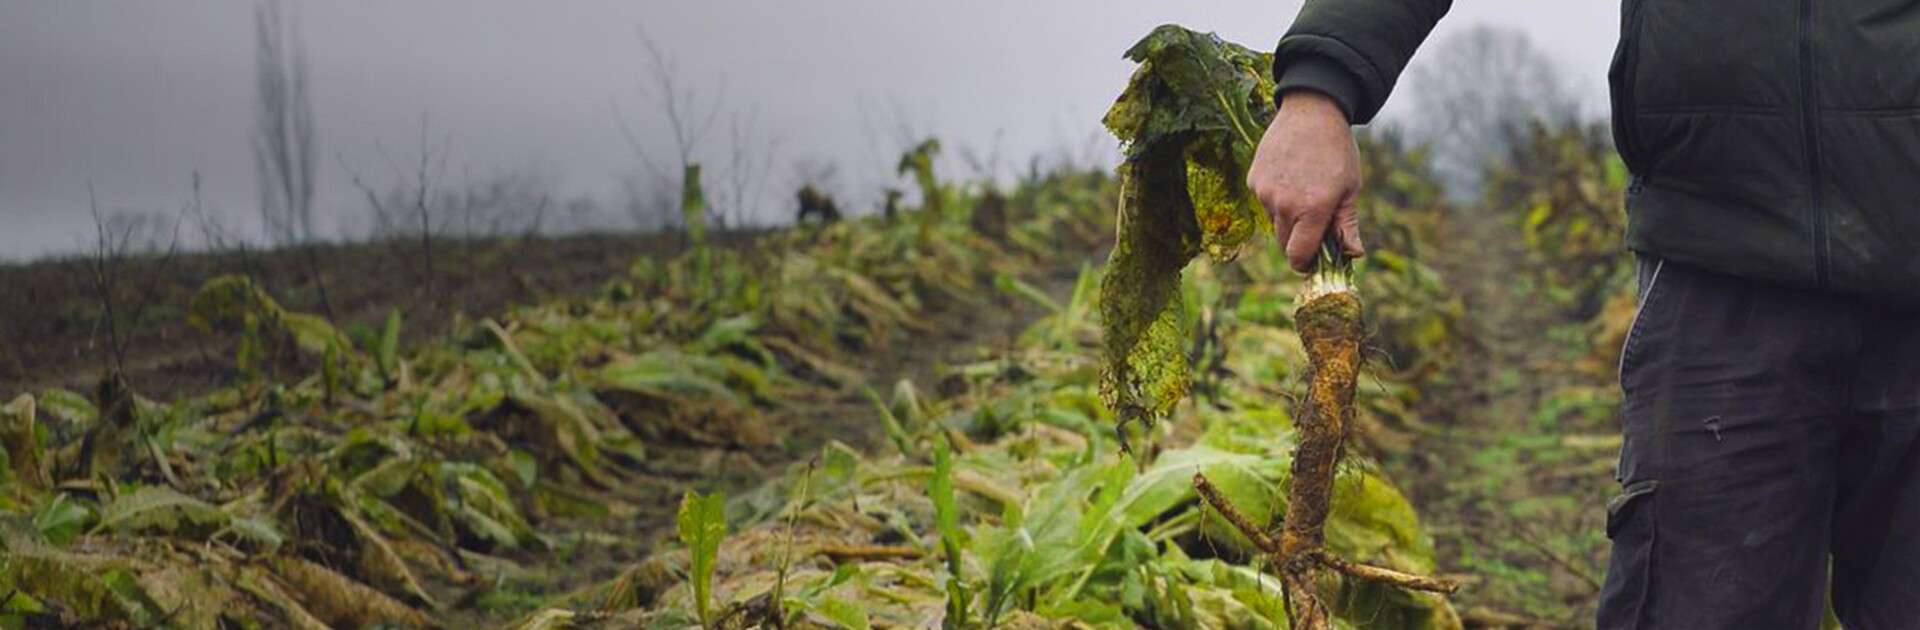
[252, 0, 319, 245]
[631, 27, 725, 168]
[84, 182, 127, 377]
[612, 96, 668, 182]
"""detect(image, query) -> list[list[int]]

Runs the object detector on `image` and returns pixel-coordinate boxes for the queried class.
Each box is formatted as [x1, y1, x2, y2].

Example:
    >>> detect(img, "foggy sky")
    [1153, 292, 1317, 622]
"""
[0, 2, 1617, 261]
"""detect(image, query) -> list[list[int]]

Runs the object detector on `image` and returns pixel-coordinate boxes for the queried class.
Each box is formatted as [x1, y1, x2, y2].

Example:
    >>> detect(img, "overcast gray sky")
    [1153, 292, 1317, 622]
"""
[0, 1, 1617, 260]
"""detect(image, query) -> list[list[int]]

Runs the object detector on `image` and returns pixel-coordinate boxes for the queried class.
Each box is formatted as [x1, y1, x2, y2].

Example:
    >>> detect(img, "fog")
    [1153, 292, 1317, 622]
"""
[0, 1, 1616, 261]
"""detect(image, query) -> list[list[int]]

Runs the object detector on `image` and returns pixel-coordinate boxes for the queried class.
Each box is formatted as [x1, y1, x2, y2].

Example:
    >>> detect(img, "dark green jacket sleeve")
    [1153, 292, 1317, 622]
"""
[1273, 0, 1452, 124]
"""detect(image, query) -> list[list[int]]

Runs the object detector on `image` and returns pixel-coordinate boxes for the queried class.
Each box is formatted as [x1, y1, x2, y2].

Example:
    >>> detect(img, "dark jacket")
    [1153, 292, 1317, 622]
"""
[1276, 0, 1920, 307]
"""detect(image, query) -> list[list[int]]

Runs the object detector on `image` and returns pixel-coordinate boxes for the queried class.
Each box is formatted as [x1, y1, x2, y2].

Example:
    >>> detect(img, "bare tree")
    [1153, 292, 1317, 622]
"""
[340, 113, 452, 294]
[101, 210, 179, 256]
[610, 27, 790, 234]
[1402, 25, 1579, 200]
[83, 185, 131, 378]
[613, 27, 724, 235]
[447, 168, 556, 238]
[403, 118, 451, 294]
[252, 0, 318, 246]
[250, 0, 339, 319]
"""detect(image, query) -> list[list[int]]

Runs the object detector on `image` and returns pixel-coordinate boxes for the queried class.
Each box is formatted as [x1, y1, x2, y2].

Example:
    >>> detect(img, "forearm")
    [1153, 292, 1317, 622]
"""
[1274, 0, 1452, 124]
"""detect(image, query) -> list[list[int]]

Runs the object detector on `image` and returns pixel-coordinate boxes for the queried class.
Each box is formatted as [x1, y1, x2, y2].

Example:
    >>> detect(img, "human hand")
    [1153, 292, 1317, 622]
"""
[1245, 90, 1364, 273]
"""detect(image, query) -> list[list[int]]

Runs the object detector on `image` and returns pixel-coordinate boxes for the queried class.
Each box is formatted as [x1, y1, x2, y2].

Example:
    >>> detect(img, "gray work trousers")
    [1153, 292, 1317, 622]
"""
[1599, 256, 1920, 629]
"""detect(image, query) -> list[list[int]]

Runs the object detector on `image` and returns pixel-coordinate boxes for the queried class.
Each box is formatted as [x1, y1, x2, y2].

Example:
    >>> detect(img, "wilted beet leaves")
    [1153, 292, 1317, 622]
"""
[1100, 25, 1277, 442]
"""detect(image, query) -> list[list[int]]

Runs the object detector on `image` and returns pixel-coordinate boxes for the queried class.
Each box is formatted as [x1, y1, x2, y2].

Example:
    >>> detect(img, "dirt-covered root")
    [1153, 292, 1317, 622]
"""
[1281, 291, 1363, 558]
[1189, 289, 1456, 629]
[1310, 550, 1460, 594]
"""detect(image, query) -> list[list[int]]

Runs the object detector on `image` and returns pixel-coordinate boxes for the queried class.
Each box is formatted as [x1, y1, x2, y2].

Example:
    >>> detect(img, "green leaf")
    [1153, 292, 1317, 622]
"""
[931, 436, 960, 560]
[931, 435, 971, 630]
[815, 596, 872, 630]
[221, 515, 284, 552]
[678, 490, 727, 628]
[507, 448, 539, 487]
[598, 351, 749, 408]
[993, 273, 1062, 313]
[981, 524, 1034, 626]
[688, 314, 759, 355]
[378, 308, 404, 382]
[864, 387, 918, 457]
[31, 494, 91, 546]
[35, 389, 96, 428]
[1115, 445, 1282, 553]
[448, 463, 536, 549]
[96, 486, 227, 536]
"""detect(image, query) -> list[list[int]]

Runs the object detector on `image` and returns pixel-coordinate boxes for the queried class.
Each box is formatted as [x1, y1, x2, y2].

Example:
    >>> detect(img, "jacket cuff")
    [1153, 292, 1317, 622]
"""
[1274, 56, 1363, 124]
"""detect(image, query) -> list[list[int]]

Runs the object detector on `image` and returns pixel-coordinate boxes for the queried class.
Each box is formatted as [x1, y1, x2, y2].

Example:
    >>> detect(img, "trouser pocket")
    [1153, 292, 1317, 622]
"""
[1618, 255, 1668, 385]
[1598, 479, 1659, 630]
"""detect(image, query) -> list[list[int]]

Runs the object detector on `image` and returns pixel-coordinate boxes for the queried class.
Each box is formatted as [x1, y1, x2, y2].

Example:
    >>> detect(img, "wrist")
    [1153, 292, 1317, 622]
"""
[1280, 90, 1349, 124]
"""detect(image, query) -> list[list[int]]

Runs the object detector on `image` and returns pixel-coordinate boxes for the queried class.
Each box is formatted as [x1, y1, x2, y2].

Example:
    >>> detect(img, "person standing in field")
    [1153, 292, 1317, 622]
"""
[1248, 1, 1920, 628]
